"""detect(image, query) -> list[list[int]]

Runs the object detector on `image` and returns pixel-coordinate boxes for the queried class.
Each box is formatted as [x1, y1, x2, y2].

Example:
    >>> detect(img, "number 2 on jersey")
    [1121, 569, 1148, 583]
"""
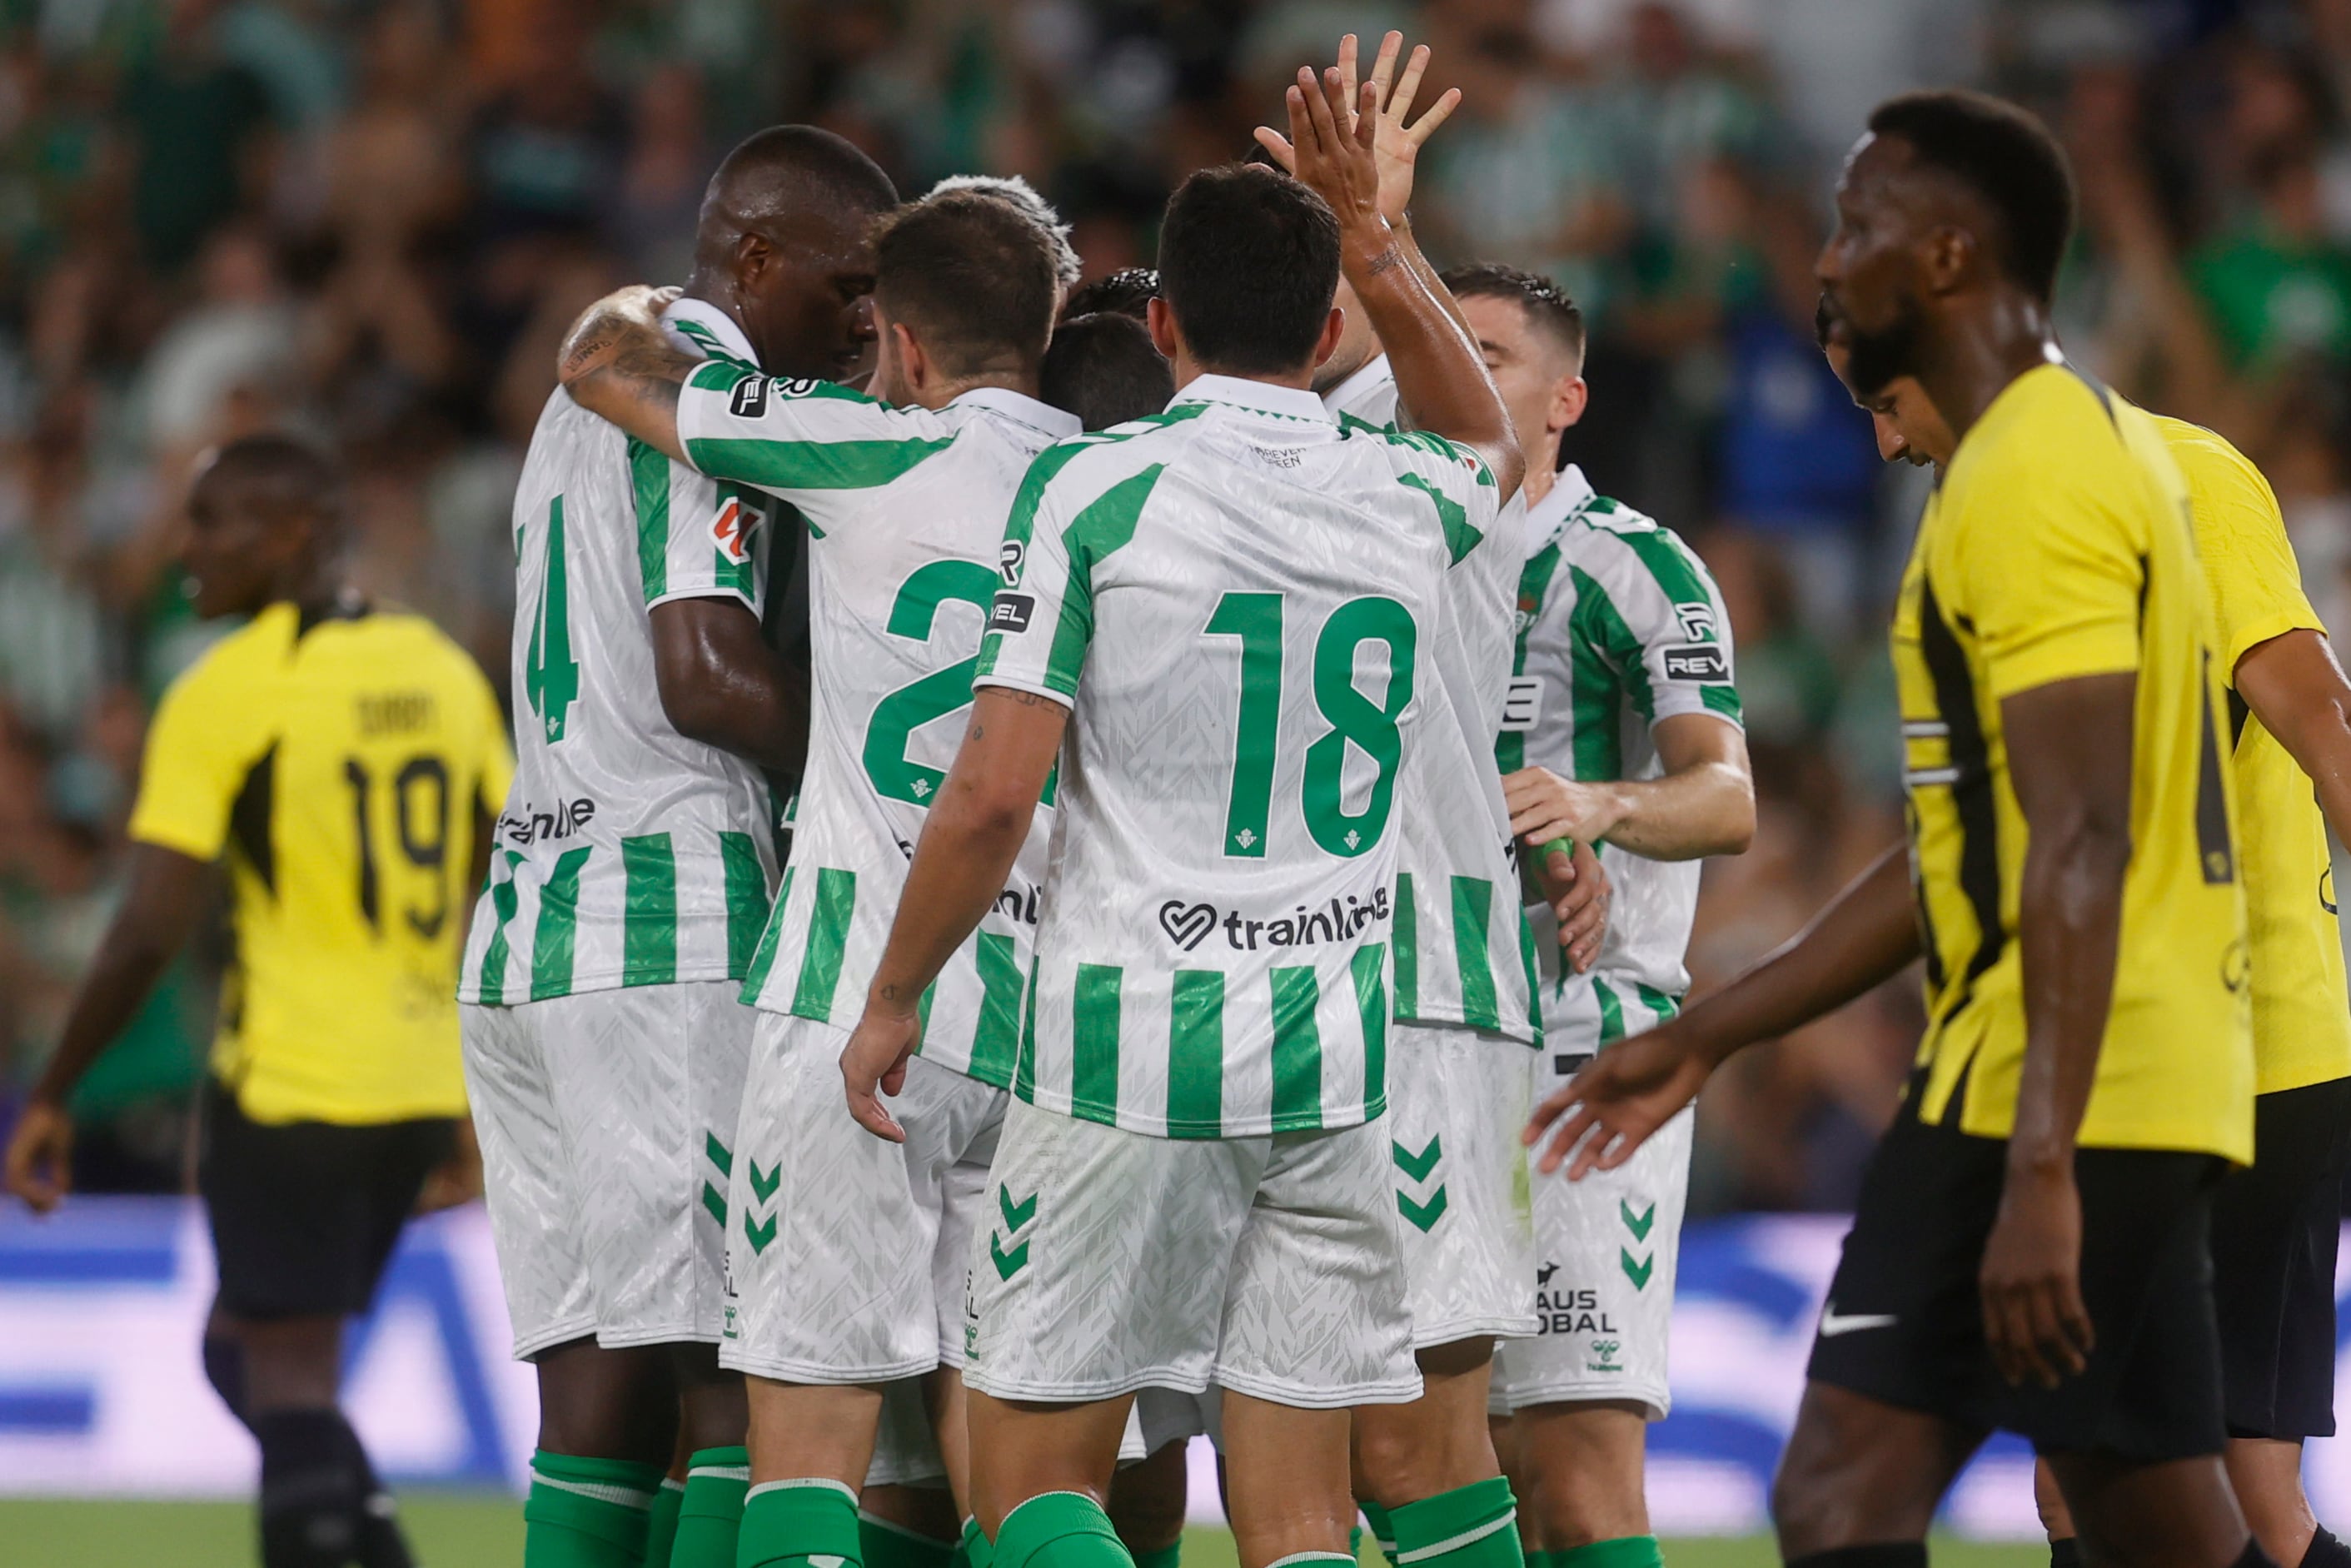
[1206, 591, 1416, 859]
[525, 495, 580, 742]
[864, 559, 999, 804]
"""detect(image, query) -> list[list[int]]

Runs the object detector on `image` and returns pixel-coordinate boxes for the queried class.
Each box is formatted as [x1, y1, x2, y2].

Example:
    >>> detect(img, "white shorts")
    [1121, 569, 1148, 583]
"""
[721, 1013, 1004, 1383]
[461, 983, 752, 1357]
[964, 1098, 1419, 1411]
[862, 1379, 1208, 1489]
[1491, 1012, 1691, 1419]
[1387, 1023, 1539, 1348]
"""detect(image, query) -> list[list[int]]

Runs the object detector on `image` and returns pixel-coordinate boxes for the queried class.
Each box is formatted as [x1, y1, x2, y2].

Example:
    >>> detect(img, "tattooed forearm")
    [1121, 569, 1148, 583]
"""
[1363, 244, 1407, 277]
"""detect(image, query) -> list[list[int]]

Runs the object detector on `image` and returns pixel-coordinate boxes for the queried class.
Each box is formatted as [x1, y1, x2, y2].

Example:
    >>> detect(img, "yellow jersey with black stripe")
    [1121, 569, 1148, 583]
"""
[127, 601, 514, 1124]
[1892, 362, 2252, 1162]
[2153, 414, 2351, 1096]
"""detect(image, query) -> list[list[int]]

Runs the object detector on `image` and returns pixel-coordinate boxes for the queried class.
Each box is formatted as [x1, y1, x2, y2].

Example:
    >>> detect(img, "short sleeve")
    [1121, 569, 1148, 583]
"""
[1954, 449, 2149, 701]
[975, 440, 1163, 708]
[2182, 438, 2324, 678]
[1614, 530, 1744, 727]
[1382, 429, 1503, 567]
[675, 361, 952, 500]
[125, 657, 267, 864]
[629, 437, 767, 614]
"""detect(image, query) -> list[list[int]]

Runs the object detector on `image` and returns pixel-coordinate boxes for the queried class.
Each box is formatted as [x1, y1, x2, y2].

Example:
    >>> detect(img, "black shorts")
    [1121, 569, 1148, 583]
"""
[2211, 1075, 2351, 1441]
[197, 1078, 454, 1322]
[1808, 1091, 2229, 1461]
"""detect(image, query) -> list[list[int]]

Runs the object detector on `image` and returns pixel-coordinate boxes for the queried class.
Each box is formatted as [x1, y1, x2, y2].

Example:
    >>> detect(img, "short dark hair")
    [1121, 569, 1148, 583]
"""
[1442, 262, 1586, 369]
[1041, 312, 1176, 431]
[697, 125, 898, 266]
[872, 191, 1060, 377]
[1157, 165, 1339, 376]
[1866, 88, 2075, 303]
[1062, 267, 1159, 323]
[201, 433, 342, 518]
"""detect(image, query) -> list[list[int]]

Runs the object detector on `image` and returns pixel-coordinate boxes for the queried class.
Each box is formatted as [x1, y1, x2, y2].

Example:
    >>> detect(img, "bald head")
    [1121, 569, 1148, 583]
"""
[694, 126, 898, 273]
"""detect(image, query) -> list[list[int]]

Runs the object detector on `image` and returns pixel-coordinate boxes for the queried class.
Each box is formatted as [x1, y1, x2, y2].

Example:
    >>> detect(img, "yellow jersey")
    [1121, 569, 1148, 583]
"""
[2153, 415, 2351, 1096]
[127, 601, 514, 1124]
[1893, 362, 2253, 1162]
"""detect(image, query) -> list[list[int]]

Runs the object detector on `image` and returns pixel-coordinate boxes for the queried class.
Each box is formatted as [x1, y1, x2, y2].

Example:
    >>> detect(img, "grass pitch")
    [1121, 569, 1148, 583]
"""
[0, 1494, 2050, 1568]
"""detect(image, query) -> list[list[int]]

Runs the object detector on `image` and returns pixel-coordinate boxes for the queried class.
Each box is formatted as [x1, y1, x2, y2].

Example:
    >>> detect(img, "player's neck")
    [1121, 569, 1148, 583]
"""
[1171, 356, 1316, 394]
[1914, 296, 2058, 446]
[1521, 443, 1562, 506]
[910, 368, 1040, 411]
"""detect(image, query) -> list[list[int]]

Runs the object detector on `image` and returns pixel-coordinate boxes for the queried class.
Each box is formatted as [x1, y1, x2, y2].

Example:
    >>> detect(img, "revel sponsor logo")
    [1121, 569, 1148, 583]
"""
[728, 376, 769, 419]
[989, 593, 1035, 633]
[1661, 644, 1729, 682]
[1674, 602, 1718, 640]
[499, 796, 597, 845]
[1156, 886, 1392, 952]
[999, 538, 1027, 587]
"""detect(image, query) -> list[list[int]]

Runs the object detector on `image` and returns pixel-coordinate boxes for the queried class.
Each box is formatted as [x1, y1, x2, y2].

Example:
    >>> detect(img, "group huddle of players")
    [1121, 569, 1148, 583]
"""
[11, 25, 2351, 1568]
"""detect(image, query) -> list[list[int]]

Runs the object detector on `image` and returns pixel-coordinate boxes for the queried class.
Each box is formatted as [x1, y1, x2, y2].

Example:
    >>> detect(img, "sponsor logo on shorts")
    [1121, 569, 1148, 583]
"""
[1661, 644, 1730, 682]
[1816, 1302, 1899, 1338]
[1621, 1199, 1656, 1291]
[1587, 1338, 1624, 1373]
[497, 795, 597, 845]
[728, 376, 770, 418]
[989, 1184, 1037, 1281]
[1156, 887, 1392, 953]
[989, 593, 1034, 633]
[1533, 1276, 1621, 1337]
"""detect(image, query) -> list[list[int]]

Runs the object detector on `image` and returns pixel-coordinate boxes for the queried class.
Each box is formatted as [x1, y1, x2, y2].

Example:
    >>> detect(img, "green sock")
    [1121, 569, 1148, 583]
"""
[862, 1512, 957, 1568]
[667, 1446, 748, 1568]
[1130, 1544, 1179, 1568]
[739, 1478, 863, 1568]
[644, 1478, 687, 1567]
[1387, 1480, 1521, 1568]
[959, 1516, 995, 1568]
[1359, 1502, 1398, 1568]
[1552, 1541, 1661, 1568]
[525, 1451, 665, 1568]
[994, 1491, 1134, 1568]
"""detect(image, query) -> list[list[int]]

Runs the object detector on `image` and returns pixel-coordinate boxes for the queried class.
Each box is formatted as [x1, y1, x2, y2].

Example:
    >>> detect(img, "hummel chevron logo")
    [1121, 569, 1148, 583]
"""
[1620, 1248, 1652, 1290]
[999, 1185, 1038, 1232]
[1391, 1136, 1442, 1182]
[1620, 1199, 1655, 1242]
[989, 1232, 1029, 1280]
[700, 1182, 726, 1227]
[746, 1159, 780, 1205]
[744, 1210, 777, 1255]
[704, 1132, 732, 1177]
[1397, 1187, 1449, 1232]
[1817, 1303, 1898, 1337]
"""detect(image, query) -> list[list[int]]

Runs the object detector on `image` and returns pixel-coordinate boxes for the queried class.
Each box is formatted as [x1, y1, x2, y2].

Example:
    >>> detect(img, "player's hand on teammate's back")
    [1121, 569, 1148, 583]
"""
[1253, 32, 1461, 226]
[1980, 1161, 2094, 1388]
[841, 1007, 920, 1143]
[3, 1098, 73, 1214]
[1526, 1025, 1711, 1181]
[1504, 766, 1623, 858]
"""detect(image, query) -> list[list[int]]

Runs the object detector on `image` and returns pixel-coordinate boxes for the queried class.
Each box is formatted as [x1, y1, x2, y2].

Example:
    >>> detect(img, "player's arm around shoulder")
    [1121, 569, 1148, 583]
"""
[558, 284, 694, 460]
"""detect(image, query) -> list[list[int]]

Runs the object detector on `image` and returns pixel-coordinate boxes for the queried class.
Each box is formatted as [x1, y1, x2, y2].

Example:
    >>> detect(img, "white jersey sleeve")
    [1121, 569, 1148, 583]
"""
[629, 440, 766, 614]
[676, 364, 955, 505]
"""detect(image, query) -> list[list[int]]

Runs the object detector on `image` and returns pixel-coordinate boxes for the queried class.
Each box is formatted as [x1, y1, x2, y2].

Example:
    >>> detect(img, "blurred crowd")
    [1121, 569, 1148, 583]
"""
[3, 0, 2349, 1214]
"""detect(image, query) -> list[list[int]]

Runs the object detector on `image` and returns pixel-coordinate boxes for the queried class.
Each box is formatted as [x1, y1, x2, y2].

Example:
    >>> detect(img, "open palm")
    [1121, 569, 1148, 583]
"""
[1255, 31, 1461, 225]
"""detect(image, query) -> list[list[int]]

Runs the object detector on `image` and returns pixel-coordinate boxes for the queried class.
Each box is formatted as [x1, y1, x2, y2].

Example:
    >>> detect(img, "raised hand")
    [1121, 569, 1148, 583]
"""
[1278, 63, 1384, 236]
[1254, 32, 1462, 226]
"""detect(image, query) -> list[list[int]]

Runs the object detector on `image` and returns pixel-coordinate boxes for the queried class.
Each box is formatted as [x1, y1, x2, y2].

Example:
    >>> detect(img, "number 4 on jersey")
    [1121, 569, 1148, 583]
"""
[526, 495, 580, 741]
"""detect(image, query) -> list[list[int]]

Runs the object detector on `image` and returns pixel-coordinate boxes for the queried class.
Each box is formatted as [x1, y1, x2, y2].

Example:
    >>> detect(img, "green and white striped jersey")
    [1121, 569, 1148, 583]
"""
[672, 361, 1082, 1077]
[1503, 465, 1742, 1017]
[1322, 361, 1540, 1047]
[975, 374, 1506, 1138]
[461, 301, 780, 1006]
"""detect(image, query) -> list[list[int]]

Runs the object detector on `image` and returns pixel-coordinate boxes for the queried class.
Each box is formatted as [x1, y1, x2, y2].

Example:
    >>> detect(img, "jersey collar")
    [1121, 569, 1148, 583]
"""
[1522, 462, 1596, 555]
[950, 385, 1083, 441]
[1319, 353, 1394, 419]
[661, 297, 760, 367]
[1172, 372, 1335, 426]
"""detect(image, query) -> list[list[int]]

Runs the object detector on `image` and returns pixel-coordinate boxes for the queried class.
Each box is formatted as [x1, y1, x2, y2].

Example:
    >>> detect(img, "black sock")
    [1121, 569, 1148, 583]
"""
[1786, 1546, 1930, 1568]
[202, 1334, 252, 1433]
[348, 1436, 416, 1568]
[254, 1408, 369, 1568]
[2050, 1538, 2081, 1568]
[2235, 1538, 2282, 1568]
[2303, 1528, 2351, 1568]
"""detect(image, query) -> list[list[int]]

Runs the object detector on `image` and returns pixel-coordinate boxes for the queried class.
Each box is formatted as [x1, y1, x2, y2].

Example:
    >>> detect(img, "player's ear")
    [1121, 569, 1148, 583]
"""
[1310, 305, 1346, 369]
[1923, 223, 1972, 295]
[892, 320, 926, 392]
[734, 227, 774, 289]
[1552, 375, 1588, 435]
[1146, 296, 1181, 361]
